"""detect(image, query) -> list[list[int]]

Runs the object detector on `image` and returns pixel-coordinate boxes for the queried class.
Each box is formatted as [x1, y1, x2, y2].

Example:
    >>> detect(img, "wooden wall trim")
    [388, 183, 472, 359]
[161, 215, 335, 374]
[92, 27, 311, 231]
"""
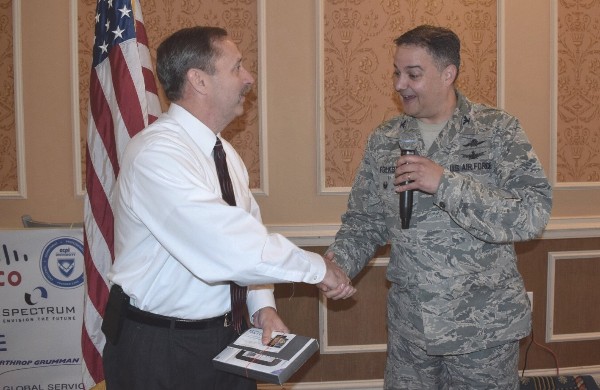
[268, 217, 600, 247]
[543, 217, 600, 239]
[69, 0, 85, 197]
[550, 0, 600, 188]
[316, 1, 505, 195]
[0, 0, 26, 200]
[71, 0, 270, 197]
[257, 366, 600, 390]
[260, 379, 383, 389]
[256, 0, 269, 197]
[546, 250, 600, 343]
[319, 258, 388, 355]
[260, 379, 383, 390]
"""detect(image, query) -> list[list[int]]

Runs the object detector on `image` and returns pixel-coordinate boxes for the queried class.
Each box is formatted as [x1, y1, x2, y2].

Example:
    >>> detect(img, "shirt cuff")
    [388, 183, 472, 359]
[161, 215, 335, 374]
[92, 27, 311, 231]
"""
[302, 250, 326, 284]
[247, 286, 276, 324]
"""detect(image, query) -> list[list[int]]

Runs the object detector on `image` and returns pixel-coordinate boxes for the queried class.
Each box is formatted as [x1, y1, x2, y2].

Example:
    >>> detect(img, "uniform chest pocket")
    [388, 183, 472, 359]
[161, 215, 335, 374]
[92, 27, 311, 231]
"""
[375, 159, 400, 215]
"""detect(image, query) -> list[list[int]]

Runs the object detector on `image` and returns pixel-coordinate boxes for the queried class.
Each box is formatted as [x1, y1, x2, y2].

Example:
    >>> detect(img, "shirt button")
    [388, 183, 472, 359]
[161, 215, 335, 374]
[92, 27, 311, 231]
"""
[439, 201, 446, 209]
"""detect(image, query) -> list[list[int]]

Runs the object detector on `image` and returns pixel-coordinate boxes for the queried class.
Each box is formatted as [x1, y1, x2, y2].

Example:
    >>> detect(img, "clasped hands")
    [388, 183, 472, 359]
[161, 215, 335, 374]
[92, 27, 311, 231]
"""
[316, 252, 356, 300]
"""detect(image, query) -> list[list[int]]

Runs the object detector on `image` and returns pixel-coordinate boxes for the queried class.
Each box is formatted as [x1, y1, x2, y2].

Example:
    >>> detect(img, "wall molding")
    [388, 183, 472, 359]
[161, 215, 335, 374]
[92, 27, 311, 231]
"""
[0, 0, 26, 200]
[550, 0, 558, 190]
[546, 250, 600, 343]
[315, 0, 349, 196]
[319, 258, 388, 354]
[549, 0, 600, 190]
[497, 0, 506, 110]
[70, 0, 269, 198]
[254, 0, 269, 196]
[260, 379, 383, 390]
[257, 366, 600, 389]
[543, 217, 600, 239]
[69, 0, 85, 198]
[268, 217, 600, 247]
[316, 1, 506, 195]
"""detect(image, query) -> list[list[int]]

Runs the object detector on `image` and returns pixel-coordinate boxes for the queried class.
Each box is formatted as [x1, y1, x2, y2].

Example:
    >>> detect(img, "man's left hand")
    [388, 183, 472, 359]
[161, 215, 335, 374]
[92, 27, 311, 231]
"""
[253, 306, 289, 345]
[395, 154, 444, 194]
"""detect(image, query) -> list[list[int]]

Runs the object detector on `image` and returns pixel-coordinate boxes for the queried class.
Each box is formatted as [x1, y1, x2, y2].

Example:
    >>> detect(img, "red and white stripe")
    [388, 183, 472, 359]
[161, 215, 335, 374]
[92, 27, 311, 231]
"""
[81, 1, 160, 388]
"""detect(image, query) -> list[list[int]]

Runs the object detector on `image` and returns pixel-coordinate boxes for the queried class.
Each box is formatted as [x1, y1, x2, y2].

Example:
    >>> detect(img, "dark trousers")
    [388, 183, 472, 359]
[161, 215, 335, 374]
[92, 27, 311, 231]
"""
[103, 316, 256, 390]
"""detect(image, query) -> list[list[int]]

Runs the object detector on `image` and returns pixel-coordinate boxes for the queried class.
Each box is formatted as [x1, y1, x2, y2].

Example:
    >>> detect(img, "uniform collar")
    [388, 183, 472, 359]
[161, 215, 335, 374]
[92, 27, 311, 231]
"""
[382, 90, 473, 154]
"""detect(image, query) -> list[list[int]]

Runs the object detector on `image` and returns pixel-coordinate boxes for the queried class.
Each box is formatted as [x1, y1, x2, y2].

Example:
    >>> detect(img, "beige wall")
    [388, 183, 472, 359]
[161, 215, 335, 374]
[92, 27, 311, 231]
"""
[1, 0, 599, 230]
[0, 0, 81, 226]
[1, 1, 600, 385]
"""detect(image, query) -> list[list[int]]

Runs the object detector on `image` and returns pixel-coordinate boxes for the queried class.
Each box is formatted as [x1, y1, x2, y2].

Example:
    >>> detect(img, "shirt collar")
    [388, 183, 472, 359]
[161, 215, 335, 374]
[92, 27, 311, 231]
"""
[168, 103, 218, 158]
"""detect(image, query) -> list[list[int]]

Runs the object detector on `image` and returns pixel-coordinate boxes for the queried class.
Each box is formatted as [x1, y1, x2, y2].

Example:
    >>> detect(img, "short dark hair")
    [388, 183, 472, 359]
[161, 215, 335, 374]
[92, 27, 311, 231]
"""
[394, 25, 460, 77]
[156, 26, 228, 101]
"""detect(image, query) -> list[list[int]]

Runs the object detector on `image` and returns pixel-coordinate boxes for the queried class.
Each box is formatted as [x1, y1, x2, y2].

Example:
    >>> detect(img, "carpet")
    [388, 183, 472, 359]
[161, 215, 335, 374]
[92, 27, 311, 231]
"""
[520, 375, 600, 390]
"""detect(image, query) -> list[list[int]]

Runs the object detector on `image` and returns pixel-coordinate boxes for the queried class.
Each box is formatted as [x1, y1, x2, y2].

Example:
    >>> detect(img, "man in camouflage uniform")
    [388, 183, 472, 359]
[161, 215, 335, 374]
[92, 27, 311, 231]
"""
[326, 25, 552, 389]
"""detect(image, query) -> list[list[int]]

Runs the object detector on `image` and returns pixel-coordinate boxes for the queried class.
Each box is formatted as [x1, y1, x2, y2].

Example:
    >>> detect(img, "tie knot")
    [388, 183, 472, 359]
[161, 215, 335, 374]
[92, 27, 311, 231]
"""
[214, 137, 223, 150]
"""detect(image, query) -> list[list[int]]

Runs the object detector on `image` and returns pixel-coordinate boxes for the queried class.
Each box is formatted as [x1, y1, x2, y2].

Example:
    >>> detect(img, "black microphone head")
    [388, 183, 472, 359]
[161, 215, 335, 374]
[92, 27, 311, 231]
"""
[399, 131, 419, 152]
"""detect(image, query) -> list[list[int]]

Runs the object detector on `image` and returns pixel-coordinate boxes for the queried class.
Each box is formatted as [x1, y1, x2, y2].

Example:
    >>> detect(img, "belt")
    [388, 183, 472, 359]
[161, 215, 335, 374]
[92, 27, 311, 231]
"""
[126, 306, 231, 330]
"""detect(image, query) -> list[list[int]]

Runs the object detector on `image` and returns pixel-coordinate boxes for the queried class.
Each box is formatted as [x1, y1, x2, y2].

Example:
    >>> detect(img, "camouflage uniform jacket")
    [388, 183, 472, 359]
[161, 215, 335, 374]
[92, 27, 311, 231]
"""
[328, 91, 552, 355]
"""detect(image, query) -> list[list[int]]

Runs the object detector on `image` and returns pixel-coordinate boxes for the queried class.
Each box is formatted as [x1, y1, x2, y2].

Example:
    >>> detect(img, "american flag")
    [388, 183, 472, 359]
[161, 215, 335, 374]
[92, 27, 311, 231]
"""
[81, 0, 160, 387]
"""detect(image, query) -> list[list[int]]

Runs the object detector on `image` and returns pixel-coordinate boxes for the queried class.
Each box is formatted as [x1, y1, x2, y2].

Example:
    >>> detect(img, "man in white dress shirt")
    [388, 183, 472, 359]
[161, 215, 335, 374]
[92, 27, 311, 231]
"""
[102, 26, 355, 390]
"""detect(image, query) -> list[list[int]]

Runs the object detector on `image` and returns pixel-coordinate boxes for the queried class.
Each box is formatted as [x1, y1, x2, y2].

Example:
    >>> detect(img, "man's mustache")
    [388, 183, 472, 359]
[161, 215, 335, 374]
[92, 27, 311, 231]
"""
[241, 85, 253, 96]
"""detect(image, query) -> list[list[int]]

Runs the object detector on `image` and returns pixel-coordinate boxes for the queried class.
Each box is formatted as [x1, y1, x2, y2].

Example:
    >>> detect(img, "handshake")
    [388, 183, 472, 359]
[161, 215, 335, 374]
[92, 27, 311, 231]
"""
[316, 252, 356, 300]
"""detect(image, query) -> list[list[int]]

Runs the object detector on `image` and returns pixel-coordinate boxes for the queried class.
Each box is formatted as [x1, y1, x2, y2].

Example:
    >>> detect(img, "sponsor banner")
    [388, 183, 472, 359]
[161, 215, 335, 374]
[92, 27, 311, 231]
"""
[0, 228, 85, 389]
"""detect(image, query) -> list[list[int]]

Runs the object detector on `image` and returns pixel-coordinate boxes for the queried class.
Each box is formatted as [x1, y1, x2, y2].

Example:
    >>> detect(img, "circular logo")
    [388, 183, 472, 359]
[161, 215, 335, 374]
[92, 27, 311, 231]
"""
[40, 237, 85, 289]
[25, 286, 49, 305]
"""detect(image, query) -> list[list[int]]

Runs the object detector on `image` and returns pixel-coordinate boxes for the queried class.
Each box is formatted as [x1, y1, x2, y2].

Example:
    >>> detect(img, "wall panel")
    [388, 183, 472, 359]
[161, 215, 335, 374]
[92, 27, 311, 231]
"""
[547, 250, 600, 341]
[266, 238, 600, 387]
[517, 238, 600, 373]
[0, 0, 25, 198]
[555, 0, 600, 186]
[76, 0, 264, 191]
[319, 0, 498, 191]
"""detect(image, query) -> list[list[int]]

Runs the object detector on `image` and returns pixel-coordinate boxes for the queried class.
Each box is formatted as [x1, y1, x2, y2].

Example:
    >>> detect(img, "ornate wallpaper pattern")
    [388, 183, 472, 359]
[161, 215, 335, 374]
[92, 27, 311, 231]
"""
[0, 0, 17, 191]
[78, 0, 261, 188]
[0, 2, 596, 195]
[557, 0, 600, 183]
[323, 0, 498, 188]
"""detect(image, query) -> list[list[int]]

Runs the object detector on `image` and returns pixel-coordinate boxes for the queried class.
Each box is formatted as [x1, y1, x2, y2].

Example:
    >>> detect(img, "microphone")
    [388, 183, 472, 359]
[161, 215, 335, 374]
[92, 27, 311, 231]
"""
[399, 133, 418, 229]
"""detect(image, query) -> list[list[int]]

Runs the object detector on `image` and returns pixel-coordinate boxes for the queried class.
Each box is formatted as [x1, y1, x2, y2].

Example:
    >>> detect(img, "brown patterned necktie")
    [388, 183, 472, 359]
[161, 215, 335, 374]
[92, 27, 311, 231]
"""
[213, 137, 247, 334]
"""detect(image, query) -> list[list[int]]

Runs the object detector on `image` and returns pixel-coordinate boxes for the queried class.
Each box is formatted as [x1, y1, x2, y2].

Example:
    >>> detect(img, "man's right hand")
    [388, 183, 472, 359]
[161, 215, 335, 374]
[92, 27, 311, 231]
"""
[316, 252, 356, 300]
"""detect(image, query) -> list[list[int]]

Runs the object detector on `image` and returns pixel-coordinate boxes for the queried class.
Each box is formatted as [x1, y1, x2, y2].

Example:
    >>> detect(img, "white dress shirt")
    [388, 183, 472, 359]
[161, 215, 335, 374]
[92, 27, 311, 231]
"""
[109, 104, 326, 320]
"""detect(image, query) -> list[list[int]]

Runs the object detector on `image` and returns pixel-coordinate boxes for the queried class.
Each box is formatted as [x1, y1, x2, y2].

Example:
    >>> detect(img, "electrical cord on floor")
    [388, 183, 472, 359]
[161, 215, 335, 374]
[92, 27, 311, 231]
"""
[521, 329, 560, 378]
